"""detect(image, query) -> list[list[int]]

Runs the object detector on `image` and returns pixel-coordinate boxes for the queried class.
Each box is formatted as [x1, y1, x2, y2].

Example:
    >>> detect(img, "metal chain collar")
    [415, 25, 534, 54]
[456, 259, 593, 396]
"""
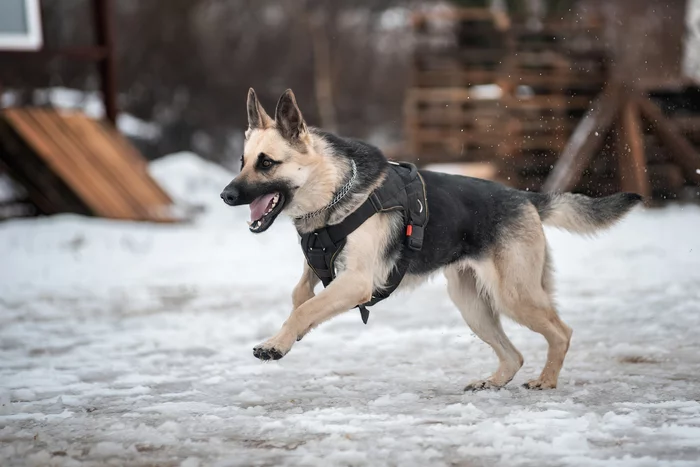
[294, 160, 358, 221]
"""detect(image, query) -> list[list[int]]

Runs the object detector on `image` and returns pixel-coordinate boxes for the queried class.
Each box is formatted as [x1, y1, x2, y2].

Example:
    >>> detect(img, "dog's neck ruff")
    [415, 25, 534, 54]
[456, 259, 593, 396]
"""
[294, 160, 357, 221]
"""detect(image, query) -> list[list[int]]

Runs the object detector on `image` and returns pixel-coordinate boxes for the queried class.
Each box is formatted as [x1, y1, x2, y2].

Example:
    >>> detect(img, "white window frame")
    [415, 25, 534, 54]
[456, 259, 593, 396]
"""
[0, 0, 43, 51]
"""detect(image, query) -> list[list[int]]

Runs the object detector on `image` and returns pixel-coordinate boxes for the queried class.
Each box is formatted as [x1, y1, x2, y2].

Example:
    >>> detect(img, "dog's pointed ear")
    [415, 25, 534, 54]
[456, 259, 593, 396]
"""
[275, 89, 307, 140]
[247, 88, 272, 130]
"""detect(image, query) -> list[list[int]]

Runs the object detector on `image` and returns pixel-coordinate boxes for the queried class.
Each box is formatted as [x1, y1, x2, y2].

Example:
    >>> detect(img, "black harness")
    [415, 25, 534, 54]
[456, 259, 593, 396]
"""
[299, 162, 429, 324]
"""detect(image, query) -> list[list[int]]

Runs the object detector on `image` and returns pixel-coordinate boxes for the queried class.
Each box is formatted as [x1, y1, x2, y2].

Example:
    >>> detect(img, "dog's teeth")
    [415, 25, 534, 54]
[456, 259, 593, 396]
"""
[247, 220, 252, 226]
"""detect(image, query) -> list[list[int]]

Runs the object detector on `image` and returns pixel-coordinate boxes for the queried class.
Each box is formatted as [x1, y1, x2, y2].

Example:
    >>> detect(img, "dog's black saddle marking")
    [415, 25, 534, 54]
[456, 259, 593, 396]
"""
[300, 161, 429, 324]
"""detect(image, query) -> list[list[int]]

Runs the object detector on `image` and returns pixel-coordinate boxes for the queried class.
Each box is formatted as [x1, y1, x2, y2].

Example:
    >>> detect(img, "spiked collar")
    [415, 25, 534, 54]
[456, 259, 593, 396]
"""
[294, 160, 358, 221]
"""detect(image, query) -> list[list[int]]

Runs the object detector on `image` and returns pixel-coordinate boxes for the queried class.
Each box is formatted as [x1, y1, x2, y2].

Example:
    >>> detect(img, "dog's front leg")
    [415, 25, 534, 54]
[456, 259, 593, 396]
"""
[292, 261, 319, 310]
[253, 271, 372, 360]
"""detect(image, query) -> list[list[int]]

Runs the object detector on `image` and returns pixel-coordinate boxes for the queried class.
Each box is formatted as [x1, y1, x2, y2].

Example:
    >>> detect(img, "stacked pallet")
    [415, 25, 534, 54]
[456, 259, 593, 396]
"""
[405, 10, 607, 188]
[543, 86, 700, 200]
[405, 9, 700, 199]
[406, 9, 509, 165]
[502, 22, 607, 188]
[646, 87, 700, 199]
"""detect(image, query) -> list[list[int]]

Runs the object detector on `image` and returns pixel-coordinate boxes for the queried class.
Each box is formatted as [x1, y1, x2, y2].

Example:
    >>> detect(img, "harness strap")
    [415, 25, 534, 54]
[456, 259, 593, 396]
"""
[300, 162, 428, 325]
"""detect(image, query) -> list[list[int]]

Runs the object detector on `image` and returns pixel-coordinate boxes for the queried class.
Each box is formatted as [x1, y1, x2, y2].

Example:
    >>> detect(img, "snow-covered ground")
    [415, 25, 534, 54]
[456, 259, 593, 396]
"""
[1, 154, 700, 466]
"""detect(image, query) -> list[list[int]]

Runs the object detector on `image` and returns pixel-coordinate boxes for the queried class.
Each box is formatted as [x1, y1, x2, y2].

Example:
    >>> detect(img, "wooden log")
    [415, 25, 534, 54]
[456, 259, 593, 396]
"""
[616, 100, 651, 198]
[542, 86, 620, 193]
[637, 97, 700, 185]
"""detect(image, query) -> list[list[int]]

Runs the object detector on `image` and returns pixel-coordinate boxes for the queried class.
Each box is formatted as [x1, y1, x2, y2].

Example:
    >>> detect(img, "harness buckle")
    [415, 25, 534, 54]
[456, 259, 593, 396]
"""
[407, 224, 424, 251]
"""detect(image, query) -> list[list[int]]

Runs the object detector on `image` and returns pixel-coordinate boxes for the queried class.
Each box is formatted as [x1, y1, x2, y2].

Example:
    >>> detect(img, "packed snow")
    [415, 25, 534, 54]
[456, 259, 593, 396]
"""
[1, 153, 700, 466]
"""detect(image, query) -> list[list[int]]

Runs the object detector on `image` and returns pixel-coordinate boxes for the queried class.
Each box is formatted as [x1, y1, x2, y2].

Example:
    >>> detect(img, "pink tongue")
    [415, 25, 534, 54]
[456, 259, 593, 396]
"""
[249, 193, 276, 221]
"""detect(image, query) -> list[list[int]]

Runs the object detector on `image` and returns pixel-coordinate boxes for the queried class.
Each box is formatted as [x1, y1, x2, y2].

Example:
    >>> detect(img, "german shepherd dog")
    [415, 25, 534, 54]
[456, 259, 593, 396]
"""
[221, 88, 642, 390]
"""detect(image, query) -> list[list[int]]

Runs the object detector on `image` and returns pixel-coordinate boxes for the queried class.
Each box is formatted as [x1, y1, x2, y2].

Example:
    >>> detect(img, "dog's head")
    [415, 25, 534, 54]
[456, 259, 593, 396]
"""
[221, 88, 336, 233]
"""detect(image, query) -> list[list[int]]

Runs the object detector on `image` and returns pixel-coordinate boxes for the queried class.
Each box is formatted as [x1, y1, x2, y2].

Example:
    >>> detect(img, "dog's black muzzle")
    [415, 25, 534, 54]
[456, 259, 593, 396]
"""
[220, 183, 244, 206]
[220, 179, 293, 207]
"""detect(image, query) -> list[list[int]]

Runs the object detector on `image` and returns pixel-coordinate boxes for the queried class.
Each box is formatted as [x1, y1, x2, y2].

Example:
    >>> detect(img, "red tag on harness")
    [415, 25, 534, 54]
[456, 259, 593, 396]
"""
[406, 224, 413, 237]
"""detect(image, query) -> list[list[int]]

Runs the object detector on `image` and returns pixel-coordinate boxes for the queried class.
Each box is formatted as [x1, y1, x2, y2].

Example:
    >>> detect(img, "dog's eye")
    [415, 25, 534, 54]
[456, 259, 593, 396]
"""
[257, 153, 277, 171]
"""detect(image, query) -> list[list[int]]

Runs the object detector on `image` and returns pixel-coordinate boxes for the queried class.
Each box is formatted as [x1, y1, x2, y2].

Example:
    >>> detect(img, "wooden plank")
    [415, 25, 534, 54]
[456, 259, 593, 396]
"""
[413, 72, 500, 88]
[0, 117, 90, 215]
[508, 72, 606, 87]
[60, 114, 155, 220]
[6, 109, 133, 219]
[2, 108, 174, 221]
[504, 95, 593, 110]
[406, 87, 499, 102]
[542, 87, 620, 193]
[616, 101, 651, 198]
[637, 97, 700, 185]
[91, 120, 173, 206]
[31, 108, 139, 219]
[4, 109, 115, 217]
[64, 114, 172, 219]
[410, 128, 506, 145]
[93, 0, 118, 124]
[517, 134, 568, 151]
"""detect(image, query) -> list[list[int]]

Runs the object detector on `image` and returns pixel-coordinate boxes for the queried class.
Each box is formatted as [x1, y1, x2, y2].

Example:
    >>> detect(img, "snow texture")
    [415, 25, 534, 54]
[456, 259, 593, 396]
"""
[2, 154, 700, 466]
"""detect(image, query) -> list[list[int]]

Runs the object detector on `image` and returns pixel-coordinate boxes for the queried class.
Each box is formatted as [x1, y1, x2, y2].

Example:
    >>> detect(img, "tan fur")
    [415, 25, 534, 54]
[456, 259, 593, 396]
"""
[242, 88, 574, 390]
[541, 193, 623, 234]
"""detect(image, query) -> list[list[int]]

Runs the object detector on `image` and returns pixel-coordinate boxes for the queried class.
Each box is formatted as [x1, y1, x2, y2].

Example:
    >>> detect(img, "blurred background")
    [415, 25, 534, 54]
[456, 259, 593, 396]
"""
[2, 3, 700, 465]
[1, 0, 700, 223]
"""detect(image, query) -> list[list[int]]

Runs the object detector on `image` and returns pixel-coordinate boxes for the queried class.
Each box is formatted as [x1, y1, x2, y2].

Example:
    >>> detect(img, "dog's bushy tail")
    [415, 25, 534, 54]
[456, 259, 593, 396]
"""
[527, 192, 643, 234]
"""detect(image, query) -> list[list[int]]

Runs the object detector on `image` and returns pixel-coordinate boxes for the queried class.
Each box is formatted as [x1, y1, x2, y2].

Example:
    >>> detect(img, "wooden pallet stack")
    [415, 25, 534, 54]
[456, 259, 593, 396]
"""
[543, 85, 700, 200]
[645, 87, 700, 199]
[405, 9, 700, 200]
[405, 9, 510, 165]
[405, 10, 607, 185]
[501, 21, 607, 190]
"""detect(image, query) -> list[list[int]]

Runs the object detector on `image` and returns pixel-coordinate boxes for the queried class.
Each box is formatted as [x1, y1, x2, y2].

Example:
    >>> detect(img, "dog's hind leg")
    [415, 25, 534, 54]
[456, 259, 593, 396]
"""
[445, 265, 524, 391]
[485, 209, 573, 389]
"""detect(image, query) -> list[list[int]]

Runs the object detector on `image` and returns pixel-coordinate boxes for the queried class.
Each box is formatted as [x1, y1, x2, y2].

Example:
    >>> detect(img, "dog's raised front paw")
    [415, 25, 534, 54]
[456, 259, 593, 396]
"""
[464, 379, 504, 392]
[253, 345, 285, 361]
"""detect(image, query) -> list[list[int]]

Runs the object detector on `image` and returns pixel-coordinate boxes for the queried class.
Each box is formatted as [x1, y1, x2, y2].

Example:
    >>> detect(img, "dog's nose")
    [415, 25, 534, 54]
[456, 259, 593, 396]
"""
[220, 188, 239, 206]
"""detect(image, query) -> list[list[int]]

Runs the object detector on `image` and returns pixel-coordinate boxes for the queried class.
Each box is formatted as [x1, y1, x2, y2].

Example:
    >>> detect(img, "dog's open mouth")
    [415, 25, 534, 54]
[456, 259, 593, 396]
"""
[248, 192, 286, 233]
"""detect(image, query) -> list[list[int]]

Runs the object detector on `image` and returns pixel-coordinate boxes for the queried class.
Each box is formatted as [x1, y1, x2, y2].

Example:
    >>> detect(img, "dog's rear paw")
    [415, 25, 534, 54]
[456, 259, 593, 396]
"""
[464, 379, 504, 392]
[253, 346, 284, 361]
[522, 378, 556, 390]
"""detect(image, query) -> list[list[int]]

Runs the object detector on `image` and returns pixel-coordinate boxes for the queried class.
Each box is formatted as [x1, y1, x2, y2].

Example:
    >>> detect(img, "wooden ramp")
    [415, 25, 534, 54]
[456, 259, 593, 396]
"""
[0, 108, 176, 222]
